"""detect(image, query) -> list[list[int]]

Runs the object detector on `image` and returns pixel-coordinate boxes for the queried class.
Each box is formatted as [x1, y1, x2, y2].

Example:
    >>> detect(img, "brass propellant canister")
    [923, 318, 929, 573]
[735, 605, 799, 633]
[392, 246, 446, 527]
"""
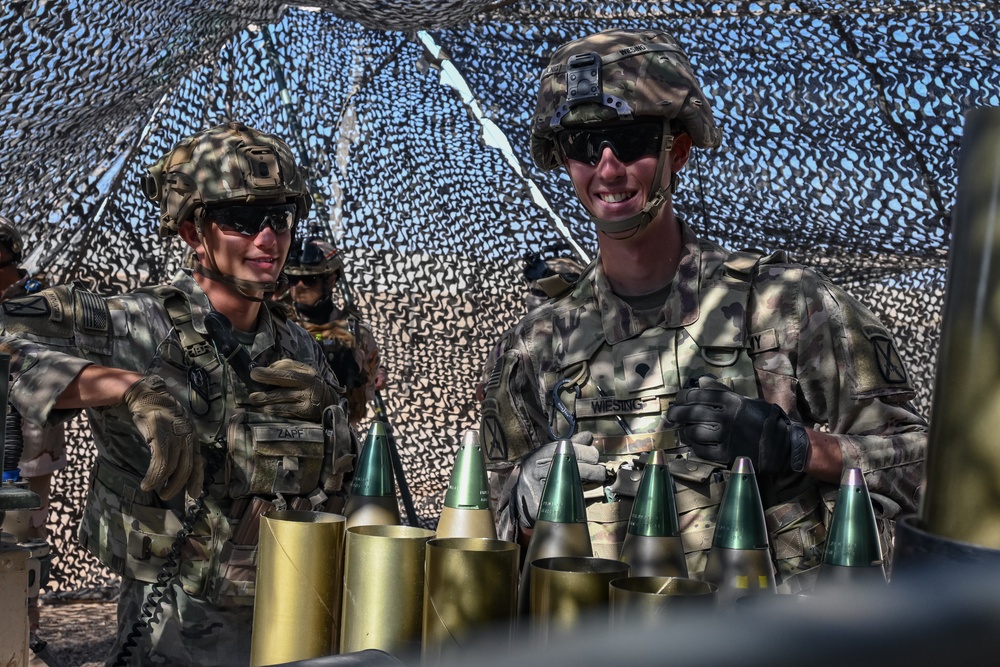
[619, 450, 687, 578]
[436, 430, 497, 539]
[344, 421, 401, 529]
[817, 467, 886, 589]
[518, 440, 593, 615]
[920, 107, 1000, 548]
[609, 576, 718, 628]
[341, 524, 436, 657]
[250, 510, 346, 667]
[529, 556, 629, 642]
[422, 537, 519, 662]
[702, 457, 776, 605]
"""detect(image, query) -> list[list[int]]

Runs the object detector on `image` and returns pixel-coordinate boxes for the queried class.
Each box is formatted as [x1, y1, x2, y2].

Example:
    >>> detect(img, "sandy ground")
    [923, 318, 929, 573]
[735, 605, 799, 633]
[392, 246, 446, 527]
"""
[33, 601, 117, 667]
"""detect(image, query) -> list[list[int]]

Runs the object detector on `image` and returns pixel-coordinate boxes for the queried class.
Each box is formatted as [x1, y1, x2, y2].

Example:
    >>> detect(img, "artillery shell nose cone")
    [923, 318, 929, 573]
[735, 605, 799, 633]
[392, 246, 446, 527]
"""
[712, 457, 769, 550]
[537, 439, 587, 524]
[823, 467, 884, 568]
[444, 430, 491, 510]
[351, 421, 396, 497]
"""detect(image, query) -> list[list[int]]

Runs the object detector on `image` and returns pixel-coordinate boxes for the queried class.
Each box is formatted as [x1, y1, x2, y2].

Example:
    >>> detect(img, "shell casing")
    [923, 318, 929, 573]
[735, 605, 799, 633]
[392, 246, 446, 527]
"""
[921, 107, 1000, 548]
[529, 556, 630, 643]
[609, 576, 717, 628]
[422, 537, 519, 662]
[250, 510, 346, 667]
[518, 520, 592, 615]
[340, 524, 435, 656]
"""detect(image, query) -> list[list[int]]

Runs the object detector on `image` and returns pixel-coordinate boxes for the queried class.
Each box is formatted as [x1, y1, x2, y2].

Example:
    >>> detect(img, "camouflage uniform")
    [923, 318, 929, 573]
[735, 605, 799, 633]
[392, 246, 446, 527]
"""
[481, 220, 926, 588]
[284, 237, 385, 425]
[0, 268, 67, 481]
[0, 269, 351, 665]
[296, 309, 382, 424]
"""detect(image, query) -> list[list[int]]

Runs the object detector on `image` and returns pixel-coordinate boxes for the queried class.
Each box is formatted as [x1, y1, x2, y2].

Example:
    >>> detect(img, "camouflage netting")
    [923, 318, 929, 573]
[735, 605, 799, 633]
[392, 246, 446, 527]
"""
[1, 0, 996, 598]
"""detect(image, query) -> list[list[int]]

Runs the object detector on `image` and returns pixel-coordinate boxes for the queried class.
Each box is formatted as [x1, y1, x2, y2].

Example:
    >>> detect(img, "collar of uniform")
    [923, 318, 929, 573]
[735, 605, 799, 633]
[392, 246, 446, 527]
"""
[591, 221, 702, 345]
[171, 269, 277, 359]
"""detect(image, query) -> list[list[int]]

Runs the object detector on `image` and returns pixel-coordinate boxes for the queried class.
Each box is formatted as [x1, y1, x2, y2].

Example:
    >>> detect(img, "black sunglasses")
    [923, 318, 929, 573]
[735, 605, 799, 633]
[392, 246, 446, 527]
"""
[209, 203, 297, 236]
[557, 122, 664, 166]
[287, 275, 322, 287]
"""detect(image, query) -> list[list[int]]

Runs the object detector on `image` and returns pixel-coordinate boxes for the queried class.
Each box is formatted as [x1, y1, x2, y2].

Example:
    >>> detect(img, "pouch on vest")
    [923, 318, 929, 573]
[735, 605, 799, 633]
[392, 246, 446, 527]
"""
[80, 459, 214, 597]
[226, 411, 326, 498]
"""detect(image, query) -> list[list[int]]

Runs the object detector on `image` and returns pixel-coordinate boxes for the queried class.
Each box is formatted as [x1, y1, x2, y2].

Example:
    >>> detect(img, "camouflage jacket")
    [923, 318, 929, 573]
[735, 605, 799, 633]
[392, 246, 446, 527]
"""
[0, 270, 350, 603]
[294, 304, 382, 423]
[481, 221, 927, 579]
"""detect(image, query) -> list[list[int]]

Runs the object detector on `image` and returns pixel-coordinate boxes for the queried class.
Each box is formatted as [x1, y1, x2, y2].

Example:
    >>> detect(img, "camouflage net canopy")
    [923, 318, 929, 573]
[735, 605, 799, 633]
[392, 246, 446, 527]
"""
[2, 0, 996, 598]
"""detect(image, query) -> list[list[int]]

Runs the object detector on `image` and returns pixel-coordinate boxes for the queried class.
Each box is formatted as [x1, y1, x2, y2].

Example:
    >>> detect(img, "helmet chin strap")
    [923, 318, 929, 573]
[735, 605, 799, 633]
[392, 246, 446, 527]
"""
[193, 216, 279, 303]
[586, 120, 675, 236]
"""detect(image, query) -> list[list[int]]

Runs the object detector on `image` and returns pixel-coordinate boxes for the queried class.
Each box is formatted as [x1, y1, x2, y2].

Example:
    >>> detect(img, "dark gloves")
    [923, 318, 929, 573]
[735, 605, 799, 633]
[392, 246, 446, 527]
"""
[666, 375, 810, 476]
[124, 375, 203, 500]
[511, 433, 607, 531]
[248, 359, 338, 422]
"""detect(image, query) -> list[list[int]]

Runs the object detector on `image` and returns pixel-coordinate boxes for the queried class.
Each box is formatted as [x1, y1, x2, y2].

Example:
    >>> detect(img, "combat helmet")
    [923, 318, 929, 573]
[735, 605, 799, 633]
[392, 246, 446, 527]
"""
[522, 243, 587, 309]
[530, 29, 722, 233]
[286, 236, 345, 287]
[142, 121, 311, 237]
[0, 215, 24, 264]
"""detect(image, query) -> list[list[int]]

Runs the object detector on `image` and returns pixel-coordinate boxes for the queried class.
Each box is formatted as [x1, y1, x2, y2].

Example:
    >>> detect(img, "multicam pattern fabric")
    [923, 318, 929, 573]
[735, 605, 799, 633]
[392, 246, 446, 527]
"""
[297, 311, 383, 424]
[145, 121, 311, 237]
[0, 269, 67, 477]
[531, 28, 723, 171]
[481, 220, 927, 586]
[112, 577, 254, 666]
[0, 269, 344, 663]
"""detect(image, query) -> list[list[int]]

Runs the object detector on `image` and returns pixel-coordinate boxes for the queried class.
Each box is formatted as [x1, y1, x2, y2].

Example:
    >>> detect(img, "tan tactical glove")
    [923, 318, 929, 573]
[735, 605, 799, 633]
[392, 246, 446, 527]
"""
[123, 374, 202, 501]
[248, 359, 338, 422]
[508, 432, 607, 531]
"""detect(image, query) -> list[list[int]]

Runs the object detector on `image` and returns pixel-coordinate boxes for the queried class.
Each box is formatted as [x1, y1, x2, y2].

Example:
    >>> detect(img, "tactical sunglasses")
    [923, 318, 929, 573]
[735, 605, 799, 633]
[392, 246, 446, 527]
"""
[557, 122, 664, 166]
[209, 203, 297, 236]
[287, 275, 322, 287]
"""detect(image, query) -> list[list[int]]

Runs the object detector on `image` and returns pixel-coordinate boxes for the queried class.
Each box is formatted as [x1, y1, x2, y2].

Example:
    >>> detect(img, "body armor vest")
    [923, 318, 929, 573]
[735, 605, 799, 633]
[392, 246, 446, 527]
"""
[542, 247, 765, 575]
[79, 286, 334, 606]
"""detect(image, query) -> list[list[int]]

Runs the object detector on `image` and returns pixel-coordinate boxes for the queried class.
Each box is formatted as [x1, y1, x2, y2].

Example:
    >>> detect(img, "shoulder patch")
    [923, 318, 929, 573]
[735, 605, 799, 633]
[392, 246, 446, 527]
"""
[865, 326, 908, 385]
[3, 296, 50, 317]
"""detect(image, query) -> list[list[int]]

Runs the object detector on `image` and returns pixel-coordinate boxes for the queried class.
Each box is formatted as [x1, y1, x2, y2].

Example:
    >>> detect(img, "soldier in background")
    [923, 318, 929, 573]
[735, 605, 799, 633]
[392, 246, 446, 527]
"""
[475, 246, 586, 403]
[0, 122, 354, 665]
[283, 236, 387, 425]
[479, 28, 926, 592]
[0, 216, 67, 653]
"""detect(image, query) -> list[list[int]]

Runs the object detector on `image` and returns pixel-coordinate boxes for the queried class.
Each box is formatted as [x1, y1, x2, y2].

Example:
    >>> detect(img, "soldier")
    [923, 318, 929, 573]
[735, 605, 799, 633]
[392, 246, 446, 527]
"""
[479, 28, 927, 591]
[284, 236, 387, 425]
[0, 121, 355, 666]
[0, 217, 67, 661]
[475, 246, 586, 403]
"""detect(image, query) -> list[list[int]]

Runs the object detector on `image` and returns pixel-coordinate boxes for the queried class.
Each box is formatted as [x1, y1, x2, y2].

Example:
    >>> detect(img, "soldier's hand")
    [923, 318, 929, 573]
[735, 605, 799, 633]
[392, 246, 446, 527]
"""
[123, 375, 202, 500]
[666, 375, 809, 476]
[511, 433, 606, 531]
[248, 359, 338, 422]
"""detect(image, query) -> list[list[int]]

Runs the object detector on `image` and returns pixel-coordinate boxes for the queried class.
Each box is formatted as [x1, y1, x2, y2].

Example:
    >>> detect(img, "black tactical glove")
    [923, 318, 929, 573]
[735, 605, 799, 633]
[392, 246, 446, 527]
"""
[248, 359, 338, 422]
[124, 374, 202, 501]
[510, 433, 607, 531]
[666, 375, 810, 476]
